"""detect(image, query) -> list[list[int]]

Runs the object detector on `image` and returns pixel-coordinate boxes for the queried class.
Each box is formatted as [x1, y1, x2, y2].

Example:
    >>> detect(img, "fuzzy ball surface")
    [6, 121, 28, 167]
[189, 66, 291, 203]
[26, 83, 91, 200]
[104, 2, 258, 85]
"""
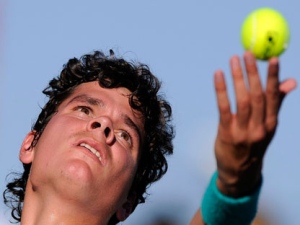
[241, 8, 290, 60]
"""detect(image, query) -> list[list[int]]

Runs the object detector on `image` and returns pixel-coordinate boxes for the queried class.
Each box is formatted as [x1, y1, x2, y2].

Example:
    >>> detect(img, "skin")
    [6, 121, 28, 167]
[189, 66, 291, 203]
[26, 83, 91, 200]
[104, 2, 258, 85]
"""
[19, 81, 145, 225]
[16, 52, 297, 225]
[190, 52, 297, 225]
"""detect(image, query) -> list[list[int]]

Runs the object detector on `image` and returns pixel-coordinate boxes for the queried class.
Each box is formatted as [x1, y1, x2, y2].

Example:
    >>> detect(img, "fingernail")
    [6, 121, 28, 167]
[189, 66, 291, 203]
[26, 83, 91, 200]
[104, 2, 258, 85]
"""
[232, 57, 239, 69]
[215, 71, 223, 82]
[245, 52, 255, 64]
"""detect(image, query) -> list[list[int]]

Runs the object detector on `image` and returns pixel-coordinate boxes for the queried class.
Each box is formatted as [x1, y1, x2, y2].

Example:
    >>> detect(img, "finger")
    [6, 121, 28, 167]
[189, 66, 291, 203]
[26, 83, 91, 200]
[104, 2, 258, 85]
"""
[278, 78, 297, 107]
[265, 57, 280, 131]
[279, 78, 297, 95]
[230, 55, 250, 129]
[243, 51, 265, 126]
[214, 70, 232, 128]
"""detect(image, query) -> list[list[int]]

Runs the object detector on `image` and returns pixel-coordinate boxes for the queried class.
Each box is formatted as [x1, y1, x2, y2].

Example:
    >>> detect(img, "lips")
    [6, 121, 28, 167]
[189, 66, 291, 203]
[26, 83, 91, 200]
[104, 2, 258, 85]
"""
[80, 143, 102, 162]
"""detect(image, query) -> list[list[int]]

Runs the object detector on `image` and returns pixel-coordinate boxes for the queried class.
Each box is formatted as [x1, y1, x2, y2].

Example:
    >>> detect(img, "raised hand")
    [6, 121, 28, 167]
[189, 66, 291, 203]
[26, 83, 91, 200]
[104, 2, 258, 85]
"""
[214, 51, 297, 197]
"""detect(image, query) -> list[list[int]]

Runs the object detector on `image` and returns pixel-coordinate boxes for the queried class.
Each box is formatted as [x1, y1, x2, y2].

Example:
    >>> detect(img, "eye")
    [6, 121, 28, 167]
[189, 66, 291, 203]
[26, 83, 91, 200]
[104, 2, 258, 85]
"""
[116, 130, 132, 146]
[75, 106, 92, 115]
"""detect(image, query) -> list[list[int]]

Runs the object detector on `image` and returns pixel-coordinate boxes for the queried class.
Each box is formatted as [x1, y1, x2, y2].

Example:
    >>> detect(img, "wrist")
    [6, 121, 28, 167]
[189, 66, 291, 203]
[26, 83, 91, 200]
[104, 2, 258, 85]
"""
[201, 171, 262, 225]
[217, 166, 262, 197]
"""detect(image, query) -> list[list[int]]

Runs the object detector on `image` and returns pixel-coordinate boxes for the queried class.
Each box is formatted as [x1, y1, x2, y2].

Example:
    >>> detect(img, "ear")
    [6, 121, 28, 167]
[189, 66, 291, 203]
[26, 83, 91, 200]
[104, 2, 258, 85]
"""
[115, 194, 136, 221]
[19, 131, 36, 164]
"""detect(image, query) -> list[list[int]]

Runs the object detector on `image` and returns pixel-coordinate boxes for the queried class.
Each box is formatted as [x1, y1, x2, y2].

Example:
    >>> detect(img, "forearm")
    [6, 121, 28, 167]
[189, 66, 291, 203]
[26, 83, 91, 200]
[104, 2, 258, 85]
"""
[190, 209, 205, 225]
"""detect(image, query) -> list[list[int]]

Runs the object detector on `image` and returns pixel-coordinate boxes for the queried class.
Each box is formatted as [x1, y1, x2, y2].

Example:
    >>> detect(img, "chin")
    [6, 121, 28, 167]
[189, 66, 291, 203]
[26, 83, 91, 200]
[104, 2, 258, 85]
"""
[60, 159, 96, 187]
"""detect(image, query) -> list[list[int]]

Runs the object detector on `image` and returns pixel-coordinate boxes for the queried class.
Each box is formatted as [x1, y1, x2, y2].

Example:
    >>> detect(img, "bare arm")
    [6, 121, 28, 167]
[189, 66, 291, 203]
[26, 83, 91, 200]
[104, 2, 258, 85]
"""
[190, 52, 297, 224]
[190, 209, 205, 225]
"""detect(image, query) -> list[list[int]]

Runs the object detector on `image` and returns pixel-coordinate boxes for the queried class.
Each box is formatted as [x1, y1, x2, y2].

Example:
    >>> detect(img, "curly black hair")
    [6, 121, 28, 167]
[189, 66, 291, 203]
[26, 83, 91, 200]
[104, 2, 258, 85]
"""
[3, 50, 174, 224]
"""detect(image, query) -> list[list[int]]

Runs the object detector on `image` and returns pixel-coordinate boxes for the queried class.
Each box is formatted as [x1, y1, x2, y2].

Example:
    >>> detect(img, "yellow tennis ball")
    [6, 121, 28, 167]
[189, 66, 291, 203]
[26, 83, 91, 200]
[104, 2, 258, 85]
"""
[241, 8, 290, 60]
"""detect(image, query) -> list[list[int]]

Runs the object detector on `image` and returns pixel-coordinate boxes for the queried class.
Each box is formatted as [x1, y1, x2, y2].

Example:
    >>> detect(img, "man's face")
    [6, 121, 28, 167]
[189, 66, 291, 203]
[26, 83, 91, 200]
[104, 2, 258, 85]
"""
[23, 81, 144, 219]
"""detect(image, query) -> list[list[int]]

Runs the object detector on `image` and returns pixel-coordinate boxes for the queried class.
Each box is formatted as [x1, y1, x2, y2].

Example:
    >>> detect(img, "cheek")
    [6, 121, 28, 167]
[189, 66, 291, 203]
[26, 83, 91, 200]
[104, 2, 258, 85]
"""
[112, 149, 139, 186]
[30, 116, 80, 170]
[36, 116, 81, 147]
[115, 149, 138, 171]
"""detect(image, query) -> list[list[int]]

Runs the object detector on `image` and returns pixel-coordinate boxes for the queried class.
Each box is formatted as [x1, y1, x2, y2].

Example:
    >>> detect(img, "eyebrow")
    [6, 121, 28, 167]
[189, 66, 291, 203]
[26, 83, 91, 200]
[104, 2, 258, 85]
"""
[67, 94, 104, 107]
[67, 94, 143, 144]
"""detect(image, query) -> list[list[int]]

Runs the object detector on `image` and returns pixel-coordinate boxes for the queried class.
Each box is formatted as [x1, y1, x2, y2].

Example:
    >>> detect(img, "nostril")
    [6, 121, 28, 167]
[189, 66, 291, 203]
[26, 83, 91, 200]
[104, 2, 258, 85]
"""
[104, 127, 110, 137]
[91, 122, 101, 129]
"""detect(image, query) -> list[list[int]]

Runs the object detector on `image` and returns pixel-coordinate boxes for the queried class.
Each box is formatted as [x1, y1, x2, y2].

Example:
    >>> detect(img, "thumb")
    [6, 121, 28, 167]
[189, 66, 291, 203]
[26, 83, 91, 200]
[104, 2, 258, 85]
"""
[280, 78, 297, 94]
[279, 78, 297, 106]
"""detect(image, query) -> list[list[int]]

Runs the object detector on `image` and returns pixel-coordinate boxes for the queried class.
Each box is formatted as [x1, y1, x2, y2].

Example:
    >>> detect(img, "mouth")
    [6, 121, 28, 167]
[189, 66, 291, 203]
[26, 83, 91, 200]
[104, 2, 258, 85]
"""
[80, 143, 102, 162]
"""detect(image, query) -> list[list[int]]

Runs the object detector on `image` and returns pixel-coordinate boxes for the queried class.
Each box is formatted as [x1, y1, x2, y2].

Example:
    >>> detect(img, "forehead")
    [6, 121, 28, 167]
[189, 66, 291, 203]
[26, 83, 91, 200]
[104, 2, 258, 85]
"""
[71, 81, 132, 100]
[63, 81, 133, 109]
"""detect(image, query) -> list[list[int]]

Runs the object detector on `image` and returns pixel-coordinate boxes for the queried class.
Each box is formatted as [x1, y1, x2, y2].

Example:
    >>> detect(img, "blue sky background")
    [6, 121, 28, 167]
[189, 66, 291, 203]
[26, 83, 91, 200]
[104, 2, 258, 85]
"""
[0, 1, 300, 224]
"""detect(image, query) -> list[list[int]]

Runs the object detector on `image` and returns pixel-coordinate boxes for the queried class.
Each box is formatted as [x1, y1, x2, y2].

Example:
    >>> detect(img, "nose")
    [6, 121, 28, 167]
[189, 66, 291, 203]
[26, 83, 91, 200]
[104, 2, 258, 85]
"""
[87, 117, 115, 144]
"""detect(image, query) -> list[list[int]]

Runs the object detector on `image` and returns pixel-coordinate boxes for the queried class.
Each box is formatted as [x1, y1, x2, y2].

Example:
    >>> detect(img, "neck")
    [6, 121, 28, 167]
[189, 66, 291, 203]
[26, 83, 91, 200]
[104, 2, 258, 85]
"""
[21, 183, 111, 225]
